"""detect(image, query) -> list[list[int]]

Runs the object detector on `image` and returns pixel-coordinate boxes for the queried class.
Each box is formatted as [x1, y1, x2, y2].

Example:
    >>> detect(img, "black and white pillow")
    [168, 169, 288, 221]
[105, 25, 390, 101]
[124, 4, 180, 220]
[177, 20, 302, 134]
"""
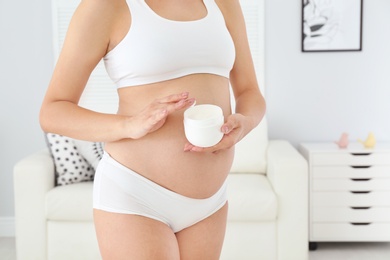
[73, 139, 104, 170]
[45, 133, 100, 186]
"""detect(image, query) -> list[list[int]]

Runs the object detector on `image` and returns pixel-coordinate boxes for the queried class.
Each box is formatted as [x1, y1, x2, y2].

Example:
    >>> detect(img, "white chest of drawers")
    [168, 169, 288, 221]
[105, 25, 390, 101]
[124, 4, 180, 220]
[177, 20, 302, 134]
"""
[299, 142, 390, 250]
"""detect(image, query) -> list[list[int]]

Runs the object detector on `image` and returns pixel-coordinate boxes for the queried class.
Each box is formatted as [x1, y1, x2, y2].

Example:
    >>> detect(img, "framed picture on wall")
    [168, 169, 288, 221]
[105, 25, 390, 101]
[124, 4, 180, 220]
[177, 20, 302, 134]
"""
[302, 0, 363, 52]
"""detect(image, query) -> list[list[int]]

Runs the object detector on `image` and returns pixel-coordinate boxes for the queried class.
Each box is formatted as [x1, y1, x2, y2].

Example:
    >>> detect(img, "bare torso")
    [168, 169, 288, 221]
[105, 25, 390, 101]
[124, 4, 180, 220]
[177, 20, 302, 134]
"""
[105, 74, 234, 199]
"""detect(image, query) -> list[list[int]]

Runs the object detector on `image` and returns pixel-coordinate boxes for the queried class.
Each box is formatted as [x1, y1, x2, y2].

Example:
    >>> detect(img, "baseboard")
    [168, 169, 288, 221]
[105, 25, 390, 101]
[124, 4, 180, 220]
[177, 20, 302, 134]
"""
[0, 217, 15, 237]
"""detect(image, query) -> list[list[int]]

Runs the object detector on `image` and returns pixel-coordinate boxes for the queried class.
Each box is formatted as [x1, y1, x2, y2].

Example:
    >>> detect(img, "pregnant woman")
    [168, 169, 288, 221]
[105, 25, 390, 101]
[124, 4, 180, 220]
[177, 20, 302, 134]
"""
[40, 0, 266, 258]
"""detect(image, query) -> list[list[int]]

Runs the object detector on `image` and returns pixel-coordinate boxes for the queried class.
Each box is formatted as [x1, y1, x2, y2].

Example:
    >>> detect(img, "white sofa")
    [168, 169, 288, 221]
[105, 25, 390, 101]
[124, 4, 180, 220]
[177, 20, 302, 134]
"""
[14, 119, 309, 260]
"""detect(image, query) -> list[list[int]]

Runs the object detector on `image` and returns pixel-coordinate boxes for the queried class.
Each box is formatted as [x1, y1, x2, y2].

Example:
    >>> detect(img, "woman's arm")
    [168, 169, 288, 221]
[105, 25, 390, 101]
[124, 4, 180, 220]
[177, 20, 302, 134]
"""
[224, 0, 266, 136]
[40, 0, 192, 142]
[185, 0, 266, 152]
[40, 0, 126, 142]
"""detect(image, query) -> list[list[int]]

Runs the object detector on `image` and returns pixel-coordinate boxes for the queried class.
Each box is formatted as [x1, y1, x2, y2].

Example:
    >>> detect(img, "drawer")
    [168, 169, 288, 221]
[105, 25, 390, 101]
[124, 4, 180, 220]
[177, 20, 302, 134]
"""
[312, 152, 390, 166]
[312, 191, 390, 207]
[312, 207, 390, 222]
[312, 178, 390, 191]
[312, 165, 390, 178]
[311, 223, 390, 241]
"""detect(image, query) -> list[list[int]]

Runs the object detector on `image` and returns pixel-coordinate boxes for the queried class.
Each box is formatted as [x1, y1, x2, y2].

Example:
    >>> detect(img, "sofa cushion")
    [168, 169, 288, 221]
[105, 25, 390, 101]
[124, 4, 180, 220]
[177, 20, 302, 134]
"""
[227, 173, 277, 221]
[230, 119, 268, 174]
[46, 182, 94, 221]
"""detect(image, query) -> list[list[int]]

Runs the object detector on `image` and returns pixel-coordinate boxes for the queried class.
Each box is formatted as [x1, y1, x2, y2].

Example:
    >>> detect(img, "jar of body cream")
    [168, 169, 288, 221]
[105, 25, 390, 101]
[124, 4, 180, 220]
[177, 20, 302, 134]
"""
[183, 104, 224, 147]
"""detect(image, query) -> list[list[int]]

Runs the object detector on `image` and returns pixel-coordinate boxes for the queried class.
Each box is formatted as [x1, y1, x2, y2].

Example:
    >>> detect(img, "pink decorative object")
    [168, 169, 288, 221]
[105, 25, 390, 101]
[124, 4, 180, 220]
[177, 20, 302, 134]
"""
[335, 132, 349, 149]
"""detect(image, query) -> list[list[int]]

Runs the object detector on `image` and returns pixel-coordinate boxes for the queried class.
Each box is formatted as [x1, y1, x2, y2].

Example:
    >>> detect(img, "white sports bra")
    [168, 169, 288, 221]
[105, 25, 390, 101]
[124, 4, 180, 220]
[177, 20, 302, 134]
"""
[103, 0, 236, 88]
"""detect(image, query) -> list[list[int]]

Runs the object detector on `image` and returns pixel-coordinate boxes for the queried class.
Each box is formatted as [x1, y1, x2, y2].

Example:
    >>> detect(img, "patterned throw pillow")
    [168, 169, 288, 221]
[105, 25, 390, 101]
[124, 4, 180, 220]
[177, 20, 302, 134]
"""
[45, 133, 95, 186]
[73, 139, 104, 170]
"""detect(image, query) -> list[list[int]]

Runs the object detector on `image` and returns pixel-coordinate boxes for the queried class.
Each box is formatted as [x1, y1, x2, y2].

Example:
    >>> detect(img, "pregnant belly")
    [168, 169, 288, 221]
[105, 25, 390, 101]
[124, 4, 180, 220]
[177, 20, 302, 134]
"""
[105, 74, 235, 198]
[104, 115, 234, 198]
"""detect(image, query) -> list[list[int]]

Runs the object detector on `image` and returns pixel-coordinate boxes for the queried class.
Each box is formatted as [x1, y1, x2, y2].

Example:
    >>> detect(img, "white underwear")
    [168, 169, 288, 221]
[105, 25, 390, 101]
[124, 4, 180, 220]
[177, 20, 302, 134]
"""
[93, 152, 228, 233]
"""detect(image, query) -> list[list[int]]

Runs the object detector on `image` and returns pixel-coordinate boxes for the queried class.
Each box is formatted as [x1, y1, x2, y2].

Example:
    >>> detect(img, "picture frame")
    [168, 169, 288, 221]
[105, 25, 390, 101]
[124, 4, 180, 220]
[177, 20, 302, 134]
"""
[302, 0, 363, 52]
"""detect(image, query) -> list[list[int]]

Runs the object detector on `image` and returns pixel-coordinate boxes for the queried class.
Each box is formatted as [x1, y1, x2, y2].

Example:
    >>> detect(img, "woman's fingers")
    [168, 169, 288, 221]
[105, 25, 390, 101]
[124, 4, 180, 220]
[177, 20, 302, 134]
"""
[157, 92, 189, 104]
[164, 97, 196, 114]
[155, 91, 195, 113]
[131, 93, 195, 139]
[148, 108, 168, 126]
[184, 114, 245, 153]
[221, 115, 239, 134]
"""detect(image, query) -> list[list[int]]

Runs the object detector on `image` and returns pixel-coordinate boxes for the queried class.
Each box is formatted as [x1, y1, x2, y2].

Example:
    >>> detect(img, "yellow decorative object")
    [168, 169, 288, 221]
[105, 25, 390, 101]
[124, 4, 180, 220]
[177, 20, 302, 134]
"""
[358, 132, 376, 148]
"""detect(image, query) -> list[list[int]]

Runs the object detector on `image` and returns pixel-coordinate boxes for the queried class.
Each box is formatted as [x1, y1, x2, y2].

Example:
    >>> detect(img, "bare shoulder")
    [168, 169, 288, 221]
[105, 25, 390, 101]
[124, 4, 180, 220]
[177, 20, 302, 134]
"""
[214, 0, 244, 31]
[77, 0, 123, 15]
[52, 0, 128, 86]
[63, 0, 127, 57]
[72, 0, 124, 32]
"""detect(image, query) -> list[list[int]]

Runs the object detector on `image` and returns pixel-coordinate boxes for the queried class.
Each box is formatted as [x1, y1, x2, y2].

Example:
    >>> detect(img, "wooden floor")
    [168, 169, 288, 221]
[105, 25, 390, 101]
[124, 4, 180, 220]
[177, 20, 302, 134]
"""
[1, 237, 390, 260]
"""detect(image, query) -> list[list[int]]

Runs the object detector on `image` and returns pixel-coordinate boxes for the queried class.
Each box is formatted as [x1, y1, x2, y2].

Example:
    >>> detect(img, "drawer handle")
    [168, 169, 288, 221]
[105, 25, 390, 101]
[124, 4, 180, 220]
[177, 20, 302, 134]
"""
[351, 207, 371, 210]
[350, 153, 372, 156]
[350, 178, 372, 181]
[350, 165, 372, 169]
[350, 191, 371, 194]
[350, 222, 371, 226]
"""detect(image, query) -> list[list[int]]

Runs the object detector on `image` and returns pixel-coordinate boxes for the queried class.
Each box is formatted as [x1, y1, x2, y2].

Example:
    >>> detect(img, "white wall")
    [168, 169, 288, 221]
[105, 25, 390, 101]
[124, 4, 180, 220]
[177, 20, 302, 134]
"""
[0, 0, 389, 227]
[0, 0, 53, 221]
[265, 0, 390, 146]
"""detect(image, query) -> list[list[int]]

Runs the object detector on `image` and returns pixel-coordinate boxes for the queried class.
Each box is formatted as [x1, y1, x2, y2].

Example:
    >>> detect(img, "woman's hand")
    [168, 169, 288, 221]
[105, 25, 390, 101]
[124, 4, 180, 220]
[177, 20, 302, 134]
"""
[126, 92, 195, 139]
[183, 113, 254, 153]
